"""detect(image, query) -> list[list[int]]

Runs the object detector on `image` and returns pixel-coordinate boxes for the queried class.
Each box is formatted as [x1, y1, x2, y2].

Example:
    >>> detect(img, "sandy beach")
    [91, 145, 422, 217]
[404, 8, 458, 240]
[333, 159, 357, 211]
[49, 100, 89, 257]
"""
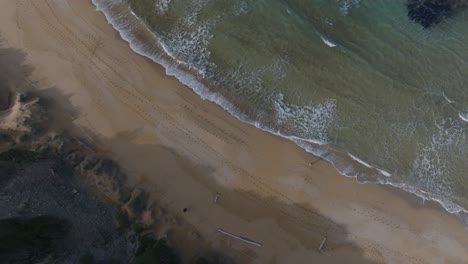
[1, 0, 468, 263]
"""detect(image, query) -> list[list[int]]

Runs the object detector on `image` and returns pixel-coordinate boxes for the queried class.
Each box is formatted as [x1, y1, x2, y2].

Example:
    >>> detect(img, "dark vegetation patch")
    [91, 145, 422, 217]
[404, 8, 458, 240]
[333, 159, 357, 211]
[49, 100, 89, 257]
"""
[0, 148, 47, 163]
[133, 237, 180, 264]
[0, 216, 70, 263]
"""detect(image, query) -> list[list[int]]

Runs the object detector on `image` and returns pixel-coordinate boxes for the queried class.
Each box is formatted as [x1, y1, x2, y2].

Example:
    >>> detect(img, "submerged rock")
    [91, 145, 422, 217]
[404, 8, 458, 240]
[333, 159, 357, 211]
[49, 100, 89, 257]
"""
[407, 0, 467, 28]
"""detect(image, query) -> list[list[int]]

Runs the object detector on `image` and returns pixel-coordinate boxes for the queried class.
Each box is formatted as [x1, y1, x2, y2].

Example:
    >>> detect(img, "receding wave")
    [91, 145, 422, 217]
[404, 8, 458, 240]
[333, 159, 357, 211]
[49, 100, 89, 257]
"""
[319, 35, 337, 48]
[92, 0, 468, 221]
[459, 112, 468, 123]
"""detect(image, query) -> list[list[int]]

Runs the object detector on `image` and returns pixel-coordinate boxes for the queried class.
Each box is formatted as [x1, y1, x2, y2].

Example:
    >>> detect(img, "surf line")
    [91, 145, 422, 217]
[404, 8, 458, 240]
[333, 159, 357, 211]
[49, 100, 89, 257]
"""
[459, 112, 468, 123]
[320, 35, 337, 48]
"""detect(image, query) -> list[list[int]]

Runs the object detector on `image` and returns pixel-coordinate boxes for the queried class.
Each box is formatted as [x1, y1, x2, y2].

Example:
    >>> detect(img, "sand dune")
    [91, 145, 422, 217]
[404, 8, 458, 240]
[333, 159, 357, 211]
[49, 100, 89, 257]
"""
[1, 1, 468, 263]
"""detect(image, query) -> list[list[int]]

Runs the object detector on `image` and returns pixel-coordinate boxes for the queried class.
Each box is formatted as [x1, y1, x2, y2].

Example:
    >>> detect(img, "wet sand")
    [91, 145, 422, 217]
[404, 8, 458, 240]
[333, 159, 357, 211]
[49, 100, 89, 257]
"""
[1, 1, 468, 263]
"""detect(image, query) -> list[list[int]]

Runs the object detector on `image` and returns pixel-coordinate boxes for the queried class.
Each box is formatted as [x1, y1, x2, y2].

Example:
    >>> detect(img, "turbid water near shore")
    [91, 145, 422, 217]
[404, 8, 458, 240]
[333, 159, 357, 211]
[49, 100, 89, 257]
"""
[92, 0, 468, 217]
[1, 1, 468, 263]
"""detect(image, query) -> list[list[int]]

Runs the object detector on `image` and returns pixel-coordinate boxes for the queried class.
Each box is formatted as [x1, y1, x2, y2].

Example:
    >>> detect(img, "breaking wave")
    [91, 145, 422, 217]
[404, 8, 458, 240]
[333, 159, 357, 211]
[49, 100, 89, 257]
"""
[92, 0, 468, 222]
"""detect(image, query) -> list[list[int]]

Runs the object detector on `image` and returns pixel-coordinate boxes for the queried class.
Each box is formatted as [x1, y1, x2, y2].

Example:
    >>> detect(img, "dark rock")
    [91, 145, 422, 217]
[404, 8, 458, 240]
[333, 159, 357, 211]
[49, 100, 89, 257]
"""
[407, 0, 466, 28]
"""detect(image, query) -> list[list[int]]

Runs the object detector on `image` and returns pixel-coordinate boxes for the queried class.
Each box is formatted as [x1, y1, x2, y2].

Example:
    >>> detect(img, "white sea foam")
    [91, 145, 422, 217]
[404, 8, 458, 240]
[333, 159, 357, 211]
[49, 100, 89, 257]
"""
[216, 55, 288, 98]
[159, 0, 217, 78]
[348, 153, 392, 177]
[384, 181, 467, 214]
[274, 93, 336, 144]
[407, 119, 464, 210]
[338, 0, 361, 15]
[154, 0, 172, 15]
[320, 35, 337, 47]
[304, 139, 468, 215]
[92, 0, 468, 221]
[377, 169, 391, 177]
[92, 0, 330, 146]
[459, 112, 468, 122]
[232, 1, 249, 16]
[348, 153, 372, 168]
[443, 92, 455, 104]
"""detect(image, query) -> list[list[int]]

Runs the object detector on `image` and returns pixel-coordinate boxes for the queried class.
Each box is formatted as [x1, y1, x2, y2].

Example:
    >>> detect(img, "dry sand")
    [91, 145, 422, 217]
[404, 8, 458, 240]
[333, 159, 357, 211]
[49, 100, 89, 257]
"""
[1, 1, 468, 263]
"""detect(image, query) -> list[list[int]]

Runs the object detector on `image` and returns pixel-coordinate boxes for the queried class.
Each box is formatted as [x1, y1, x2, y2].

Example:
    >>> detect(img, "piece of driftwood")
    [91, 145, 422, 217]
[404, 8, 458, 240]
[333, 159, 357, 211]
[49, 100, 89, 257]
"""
[319, 236, 330, 256]
[218, 229, 262, 247]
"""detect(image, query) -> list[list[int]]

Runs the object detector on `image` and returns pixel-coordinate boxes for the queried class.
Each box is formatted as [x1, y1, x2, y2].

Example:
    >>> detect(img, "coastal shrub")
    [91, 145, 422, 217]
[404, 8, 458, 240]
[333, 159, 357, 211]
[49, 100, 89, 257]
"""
[133, 238, 180, 264]
[0, 216, 69, 263]
[0, 148, 46, 163]
[114, 210, 131, 231]
[79, 253, 95, 264]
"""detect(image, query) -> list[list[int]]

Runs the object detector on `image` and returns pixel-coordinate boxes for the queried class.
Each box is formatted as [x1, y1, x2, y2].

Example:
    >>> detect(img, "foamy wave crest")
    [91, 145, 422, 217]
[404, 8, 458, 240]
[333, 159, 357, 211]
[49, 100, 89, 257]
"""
[92, 0, 468, 221]
[385, 182, 467, 214]
[92, 0, 326, 147]
[320, 35, 337, 47]
[459, 112, 468, 123]
[338, 0, 361, 15]
[348, 153, 373, 168]
[217, 55, 288, 96]
[266, 57, 289, 80]
[348, 154, 392, 177]
[159, 0, 217, 77]
[154, 0, 173, 15]
[403, 118, 466, 213]
[231, 1, 250, 16]
[409, 119, 463, 194]
[274, 94, 336, 143]
[300, 138, 468, 215]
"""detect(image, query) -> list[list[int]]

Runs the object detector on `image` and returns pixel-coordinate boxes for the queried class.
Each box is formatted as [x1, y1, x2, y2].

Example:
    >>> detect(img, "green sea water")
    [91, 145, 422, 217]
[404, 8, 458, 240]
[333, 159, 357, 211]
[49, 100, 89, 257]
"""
[93, 0, 468, 218]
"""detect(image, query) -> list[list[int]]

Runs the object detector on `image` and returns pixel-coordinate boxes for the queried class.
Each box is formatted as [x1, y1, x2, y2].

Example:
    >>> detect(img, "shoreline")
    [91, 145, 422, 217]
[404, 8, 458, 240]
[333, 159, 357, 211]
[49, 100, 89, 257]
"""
[2, 0, 468, 263]
[91, 0, 468, 217]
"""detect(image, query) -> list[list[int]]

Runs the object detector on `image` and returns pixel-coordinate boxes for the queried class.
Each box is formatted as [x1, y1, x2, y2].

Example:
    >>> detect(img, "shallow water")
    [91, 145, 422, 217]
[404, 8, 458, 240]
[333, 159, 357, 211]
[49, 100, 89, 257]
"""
[93, 0, 468, 215]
